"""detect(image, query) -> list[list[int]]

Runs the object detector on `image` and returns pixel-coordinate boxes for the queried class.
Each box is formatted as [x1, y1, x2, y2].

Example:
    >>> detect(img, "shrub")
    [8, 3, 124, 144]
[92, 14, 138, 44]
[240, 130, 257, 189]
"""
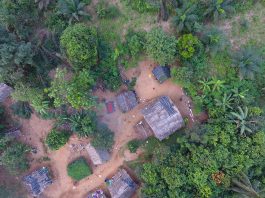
[145, 28, 177, 65]
[123, 0, 158, 13]
[60, 23, 98, 70]
[10, 101, 32, 119]
[177, 34, 200, 59]
[91, 122, 114, 149]
[128, 139, 142, 153]
[45, 129, 70, 150]
[96, 1, 120, 19]
[67, 158, 91, 180]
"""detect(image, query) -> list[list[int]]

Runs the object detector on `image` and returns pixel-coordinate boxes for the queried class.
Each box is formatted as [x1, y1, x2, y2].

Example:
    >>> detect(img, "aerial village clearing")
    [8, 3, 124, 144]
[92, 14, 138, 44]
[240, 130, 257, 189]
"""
[0, 61, 196, 198]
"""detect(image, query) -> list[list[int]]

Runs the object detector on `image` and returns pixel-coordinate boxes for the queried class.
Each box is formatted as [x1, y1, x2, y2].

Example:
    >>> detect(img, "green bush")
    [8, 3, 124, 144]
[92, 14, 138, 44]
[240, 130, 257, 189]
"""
[67, 158, 91, 180]
[127, 139, 142, 153]
[11, 101, 32, 119]
[145, 28, 177, 65]
[91, 122, 114, 149]
[45, 129, 70, 150]
[177, 34, 200, 59]
[60, 23, 98, 70]
[123, 0, 158, 13]
[96, 1, 120, 19]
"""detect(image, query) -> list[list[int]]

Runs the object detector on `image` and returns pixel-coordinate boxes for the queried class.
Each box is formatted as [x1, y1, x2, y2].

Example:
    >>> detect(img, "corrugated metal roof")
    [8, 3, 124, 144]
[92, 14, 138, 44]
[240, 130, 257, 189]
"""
[107, 169, 137, 198]
[141, 96, 184, 141]
[152, 66, 171, 83]
[116, 91, 138, 113]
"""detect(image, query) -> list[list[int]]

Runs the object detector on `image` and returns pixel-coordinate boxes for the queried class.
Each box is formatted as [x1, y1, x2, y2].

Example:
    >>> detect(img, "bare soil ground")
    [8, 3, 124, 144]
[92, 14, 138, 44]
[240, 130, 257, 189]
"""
[2, 61, 194, 198]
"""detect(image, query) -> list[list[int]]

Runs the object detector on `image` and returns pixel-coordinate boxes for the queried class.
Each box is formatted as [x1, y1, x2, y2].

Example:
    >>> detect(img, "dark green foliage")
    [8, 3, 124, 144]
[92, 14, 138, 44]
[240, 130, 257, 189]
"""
[57, 0, 91, 24]
[232, 47, 263, 80]
[96, 1, 120, 19]
[67, 157, 91, 180]
[60, 24, 98, 70]
[201, 26, 230, 56]
[0, 138, 30, 174]
[141, 122, 265, 197]
[10, 101, 32, 119]
[172, 2, 200, 33]
[127, 139, 142, 153]
[45, 129, 70, 150]
[204, 0, 235, 21]
[91, 122, 114, 149]
[45, 12, 68, 33]
[123, 0, 158, 13]
[0, 0, 38, 39]
[145, 28, 177, 65]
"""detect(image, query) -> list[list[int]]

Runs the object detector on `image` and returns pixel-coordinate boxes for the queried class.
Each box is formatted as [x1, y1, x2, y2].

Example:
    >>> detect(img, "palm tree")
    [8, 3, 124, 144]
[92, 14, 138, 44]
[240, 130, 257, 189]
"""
[233, 47, 262, 80]
[172, 2, 199, 33]
[230, 106, 256, 136]
[35, 0, 52, 11]
[57, 0, 90, 24]
[208, 78, 225, 92]
[201, 26, 229, 56]
[204, 0, 235, 22]
[215, 93, 234, 111]
[198, 78, 211, 93]
[231, 173, 265, 198]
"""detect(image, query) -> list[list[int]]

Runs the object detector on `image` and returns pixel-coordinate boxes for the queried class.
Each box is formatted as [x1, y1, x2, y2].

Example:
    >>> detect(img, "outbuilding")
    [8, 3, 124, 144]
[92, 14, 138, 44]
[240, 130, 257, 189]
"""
[107, 169, 137, 198]
[141, 96, 184, 141]
[152, 66, 171, 84]
[116, 91, 138, 113]
[86, 144, 110, 166]
[23, 167, 52, 197]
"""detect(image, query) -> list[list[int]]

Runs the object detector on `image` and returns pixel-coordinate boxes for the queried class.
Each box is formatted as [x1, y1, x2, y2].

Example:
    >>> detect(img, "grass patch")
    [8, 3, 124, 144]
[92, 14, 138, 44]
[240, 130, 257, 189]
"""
[220, 3, 265, 48]
[127, 139, 143, 153]
[67, 158, 92, 181]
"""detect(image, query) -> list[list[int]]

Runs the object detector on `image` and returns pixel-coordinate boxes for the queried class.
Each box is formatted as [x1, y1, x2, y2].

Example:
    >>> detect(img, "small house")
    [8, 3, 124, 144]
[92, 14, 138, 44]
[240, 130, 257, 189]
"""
[5, 128, 22, 139]
[86, 144, 110, 166]
[141, 96, 184, 141]
[116, 91, 138, 113]
[107, 169, 137, 198]
[152, 66, 171, 83]
[23, 167, 52, 197]
[87, 189, 107, 198]
[0, 83, 12, 102]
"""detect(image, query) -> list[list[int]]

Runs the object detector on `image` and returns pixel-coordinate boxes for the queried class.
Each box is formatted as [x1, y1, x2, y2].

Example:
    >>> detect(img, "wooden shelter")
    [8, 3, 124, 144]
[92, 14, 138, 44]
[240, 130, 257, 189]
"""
[4, 128, 22, 139]
[0, 83, 12, 102]
[116, 91, 138, 113]
[107, 169, 137, 198]
[152, 66, 171, 84]
[134, 119, 153, 139]
[86, 144, 110, 166]
[141, 96, 184, 141]
[23, 167, 52, 197]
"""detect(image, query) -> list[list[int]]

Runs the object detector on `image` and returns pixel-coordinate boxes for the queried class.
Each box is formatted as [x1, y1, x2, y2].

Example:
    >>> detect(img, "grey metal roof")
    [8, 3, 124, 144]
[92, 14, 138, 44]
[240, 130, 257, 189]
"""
[152, 66, 171, 83]
[86, 144, 110, 165]
[107, 169, 137, 198]
[87, 189, 107, 198]
[23, 167, 52, 197]
[116, 91, 138, 113]
[0, 83, 12, 102]
[141, 96, 184, 141]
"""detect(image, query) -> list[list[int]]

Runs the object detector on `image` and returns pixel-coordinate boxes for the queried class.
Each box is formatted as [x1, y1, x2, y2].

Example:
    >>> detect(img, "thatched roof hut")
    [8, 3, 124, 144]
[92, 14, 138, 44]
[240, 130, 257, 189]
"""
[87, 189, 107, 198]
[107, 169, 137, 198]
[141, 96, 184, 141]
[152, 66, 171, 84]
[0, 83, 12, 102]
[23, 167, 52, 197]
[86, 144, 110, 166]
[116, 91, 138, 113]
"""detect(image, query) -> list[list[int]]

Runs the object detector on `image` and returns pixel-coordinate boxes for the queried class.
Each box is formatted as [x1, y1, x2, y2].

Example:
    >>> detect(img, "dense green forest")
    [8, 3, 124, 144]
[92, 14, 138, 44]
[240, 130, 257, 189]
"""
[0, 0, 265, 197]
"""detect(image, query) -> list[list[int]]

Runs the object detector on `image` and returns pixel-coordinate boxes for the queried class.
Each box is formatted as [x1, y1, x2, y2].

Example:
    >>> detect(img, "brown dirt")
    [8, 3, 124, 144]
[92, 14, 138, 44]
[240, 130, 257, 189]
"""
[2, 60, 195, 198]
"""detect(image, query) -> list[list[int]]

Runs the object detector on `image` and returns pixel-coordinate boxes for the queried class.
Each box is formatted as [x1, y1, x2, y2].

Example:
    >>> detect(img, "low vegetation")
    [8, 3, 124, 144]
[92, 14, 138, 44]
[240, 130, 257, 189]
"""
[45, 129, 70, 150]
[67, 158, 92, 181]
